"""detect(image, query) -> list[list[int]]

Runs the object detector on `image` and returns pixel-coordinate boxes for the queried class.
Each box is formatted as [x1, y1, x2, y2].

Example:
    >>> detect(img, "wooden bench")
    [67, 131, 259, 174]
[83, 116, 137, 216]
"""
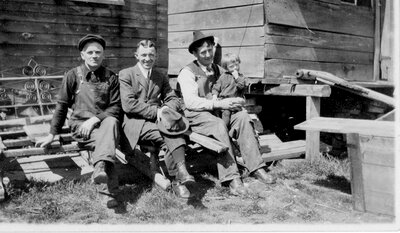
[294, 117, 395, 216]
[0, 115, 307, 201]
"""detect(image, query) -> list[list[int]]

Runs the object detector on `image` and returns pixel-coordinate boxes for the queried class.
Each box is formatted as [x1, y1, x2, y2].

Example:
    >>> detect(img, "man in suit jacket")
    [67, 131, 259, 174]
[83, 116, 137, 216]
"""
[119, 40, 194, 199]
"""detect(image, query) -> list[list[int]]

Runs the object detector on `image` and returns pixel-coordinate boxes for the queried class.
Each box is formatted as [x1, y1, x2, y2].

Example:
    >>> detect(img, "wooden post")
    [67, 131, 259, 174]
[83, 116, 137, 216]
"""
[305, 96, 320, 161]
[346, 133, 365, 212]
[373, 0, 381, 81]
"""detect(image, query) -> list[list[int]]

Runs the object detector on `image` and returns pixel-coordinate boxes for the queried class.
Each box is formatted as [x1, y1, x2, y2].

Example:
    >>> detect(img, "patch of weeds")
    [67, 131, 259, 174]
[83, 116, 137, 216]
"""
[272, 209, 290, 222]
[218, 203, 241, 212]
[134, 209, 154, 222]
[240, 201, 267, 217]
[297, 210, 320, 222]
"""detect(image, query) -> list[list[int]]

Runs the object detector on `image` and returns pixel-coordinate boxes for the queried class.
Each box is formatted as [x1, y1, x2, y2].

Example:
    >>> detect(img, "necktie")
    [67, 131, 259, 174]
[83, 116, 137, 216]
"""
[205, 66, 213, 76]
[90, 72, 98, 82]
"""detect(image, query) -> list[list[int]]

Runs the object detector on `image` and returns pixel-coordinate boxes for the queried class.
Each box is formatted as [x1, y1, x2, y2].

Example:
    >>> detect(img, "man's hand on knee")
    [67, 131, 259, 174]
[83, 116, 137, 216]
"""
[78, 117, 100, 139]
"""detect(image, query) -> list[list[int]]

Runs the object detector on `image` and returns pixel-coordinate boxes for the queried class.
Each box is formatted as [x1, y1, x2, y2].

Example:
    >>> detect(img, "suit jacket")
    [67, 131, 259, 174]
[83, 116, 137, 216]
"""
[119, 64, 181, 149]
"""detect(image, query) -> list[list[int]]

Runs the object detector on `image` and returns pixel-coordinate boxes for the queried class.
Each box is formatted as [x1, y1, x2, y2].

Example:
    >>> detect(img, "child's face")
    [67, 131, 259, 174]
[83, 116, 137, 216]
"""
[226, 61, 240, 73]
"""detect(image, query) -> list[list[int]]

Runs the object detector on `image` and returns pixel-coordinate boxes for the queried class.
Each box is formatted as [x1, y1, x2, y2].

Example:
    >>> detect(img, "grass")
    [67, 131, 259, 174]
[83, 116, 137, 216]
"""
[0, 153, 395, 226]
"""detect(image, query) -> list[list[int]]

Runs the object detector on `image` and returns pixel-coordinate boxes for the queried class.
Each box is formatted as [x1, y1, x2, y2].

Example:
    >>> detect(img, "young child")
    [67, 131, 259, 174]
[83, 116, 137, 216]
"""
[212, 53, 246, 126]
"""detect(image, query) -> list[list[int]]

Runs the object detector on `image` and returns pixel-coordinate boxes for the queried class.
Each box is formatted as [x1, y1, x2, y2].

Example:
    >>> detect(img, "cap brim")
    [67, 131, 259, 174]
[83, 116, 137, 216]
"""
[157, 117, 190, 136]
[188, 36, 214, 54]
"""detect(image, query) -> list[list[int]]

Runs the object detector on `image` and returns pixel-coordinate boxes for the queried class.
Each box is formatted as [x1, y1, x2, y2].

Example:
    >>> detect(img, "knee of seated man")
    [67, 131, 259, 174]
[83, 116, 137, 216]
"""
[101, 116, 119, 126]
[235, 110, 252, 123]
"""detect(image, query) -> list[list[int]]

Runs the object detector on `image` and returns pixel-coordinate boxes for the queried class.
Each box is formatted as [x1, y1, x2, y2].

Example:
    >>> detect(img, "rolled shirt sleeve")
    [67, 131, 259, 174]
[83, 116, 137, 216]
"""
[177, 68, 215, 111]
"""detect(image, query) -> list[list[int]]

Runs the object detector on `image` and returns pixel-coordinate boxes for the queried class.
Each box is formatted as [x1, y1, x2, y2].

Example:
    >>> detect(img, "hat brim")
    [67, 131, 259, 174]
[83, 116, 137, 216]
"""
[157, 116, 190, 136]
[188, 36, 214, 54]
[78, 37, 106, 51]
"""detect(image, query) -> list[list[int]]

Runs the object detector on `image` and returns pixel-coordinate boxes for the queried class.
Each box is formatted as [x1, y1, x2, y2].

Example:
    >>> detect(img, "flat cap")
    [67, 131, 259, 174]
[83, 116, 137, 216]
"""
[78, 34, 106, 51]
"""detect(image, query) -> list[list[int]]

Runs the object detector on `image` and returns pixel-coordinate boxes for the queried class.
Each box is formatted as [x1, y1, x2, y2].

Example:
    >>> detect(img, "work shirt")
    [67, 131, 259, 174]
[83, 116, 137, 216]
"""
[50, 64, 121, 135]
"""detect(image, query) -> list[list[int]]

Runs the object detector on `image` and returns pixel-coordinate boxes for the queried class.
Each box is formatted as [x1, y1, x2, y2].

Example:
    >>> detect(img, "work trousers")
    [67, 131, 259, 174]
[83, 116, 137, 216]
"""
[184, 109, 265, 183]
[128, 121, 186, 177]
[71, 116, 120, 196]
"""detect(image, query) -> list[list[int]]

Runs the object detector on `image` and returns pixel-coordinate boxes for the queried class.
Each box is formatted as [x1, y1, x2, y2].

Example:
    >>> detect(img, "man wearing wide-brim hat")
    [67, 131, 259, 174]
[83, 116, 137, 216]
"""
[177, 31, 276, 196]
[36, 34, 122, 208]
[119, 39, 195, 199]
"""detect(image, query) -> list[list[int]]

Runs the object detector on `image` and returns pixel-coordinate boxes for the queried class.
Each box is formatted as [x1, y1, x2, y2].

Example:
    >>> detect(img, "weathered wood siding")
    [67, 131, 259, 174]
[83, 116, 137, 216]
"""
[168, 0, 375, 82]
[0, 0, 167, 77]
[168, 0, 265, 78]
[264, 0, 375, 82]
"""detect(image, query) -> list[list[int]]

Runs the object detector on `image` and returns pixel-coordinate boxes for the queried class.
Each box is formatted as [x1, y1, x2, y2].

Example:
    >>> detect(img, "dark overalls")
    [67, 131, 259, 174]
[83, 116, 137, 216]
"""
[70, 66, 120, 197]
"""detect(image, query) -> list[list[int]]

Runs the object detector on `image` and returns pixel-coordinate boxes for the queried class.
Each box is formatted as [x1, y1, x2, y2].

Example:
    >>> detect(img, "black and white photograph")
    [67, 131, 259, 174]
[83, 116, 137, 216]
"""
[0, 0, 398, 232]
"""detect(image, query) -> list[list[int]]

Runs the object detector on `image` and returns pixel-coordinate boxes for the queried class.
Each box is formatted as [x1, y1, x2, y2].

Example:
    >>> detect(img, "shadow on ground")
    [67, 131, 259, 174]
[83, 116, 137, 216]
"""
[312, 174, 351, 194]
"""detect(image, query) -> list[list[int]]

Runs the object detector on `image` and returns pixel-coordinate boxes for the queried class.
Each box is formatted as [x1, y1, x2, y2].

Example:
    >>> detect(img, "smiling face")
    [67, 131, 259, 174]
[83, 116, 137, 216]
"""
[135, 45, 156, 70]
[80, 41, 104, 71]
[193, 41, 214, 67]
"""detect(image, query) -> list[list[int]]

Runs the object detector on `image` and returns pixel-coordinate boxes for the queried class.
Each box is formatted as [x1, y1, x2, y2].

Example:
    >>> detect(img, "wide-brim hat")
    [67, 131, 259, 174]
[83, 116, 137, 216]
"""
[157, 107, 190, 136]
[188, 30, 214, 54]
[78, 34, 106, 51]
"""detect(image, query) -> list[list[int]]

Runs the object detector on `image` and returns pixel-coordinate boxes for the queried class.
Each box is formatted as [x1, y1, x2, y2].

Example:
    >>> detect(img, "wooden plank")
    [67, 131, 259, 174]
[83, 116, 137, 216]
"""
[346, 133, 365, 212]
[264, 59, 373, 81]
[0, 115, 53, 128]
[360, 135, 394, 167]
[168, 4, 264, 32]
[0, 1, 154, 19]
[261, 140, 305, 154]
[373, 0, 381, 81]
[294, 117, 395, 137]
[0, 11, 157, 29]
[0, 21, 156, 38]
[305, 96, 320, 160]
[168, 47, 264, 77]
[296, 69, 395, 107]
[0, 34, 146, 49]
[265, 24, 373, 52]
[184, 131, 228, 154]
[265, 44, 373, 65]
[364, 190, 394, 216]
[264, 0, 374, 37]
[262, 84, 331, 97]
[362, 163, 394, 194]
[258, 134, 283, 146]
[2, 143, 83, 158]
[168, 0, 263, 14]
[376, 110, 395, 121]
[262, 146, 305, 162]
[168, 26, 265, 48]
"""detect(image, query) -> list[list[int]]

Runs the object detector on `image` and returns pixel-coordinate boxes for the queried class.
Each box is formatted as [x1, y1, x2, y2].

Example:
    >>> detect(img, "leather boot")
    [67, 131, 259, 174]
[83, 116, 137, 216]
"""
[252, 168, 276, 184]
[229, 178, 248, 196]
[176, 161, 195, 184]
[93, 161, 109, 184]
[172, 180, 192, 199]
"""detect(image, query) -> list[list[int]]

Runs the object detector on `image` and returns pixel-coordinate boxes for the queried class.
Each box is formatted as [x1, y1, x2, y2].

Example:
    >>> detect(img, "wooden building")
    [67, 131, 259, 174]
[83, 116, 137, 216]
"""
[0, 0, 167, 75]
[0, 0, 167, 119]
[168, 0, 393, 86]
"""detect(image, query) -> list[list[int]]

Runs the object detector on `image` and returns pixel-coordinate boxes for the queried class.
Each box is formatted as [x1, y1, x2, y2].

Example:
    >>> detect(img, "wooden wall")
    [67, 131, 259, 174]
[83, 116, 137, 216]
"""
[264, 0, 375, 82]
[0, 0, 167, 77]
[168, 0, 376, 82]
[168, 0, 265, 78]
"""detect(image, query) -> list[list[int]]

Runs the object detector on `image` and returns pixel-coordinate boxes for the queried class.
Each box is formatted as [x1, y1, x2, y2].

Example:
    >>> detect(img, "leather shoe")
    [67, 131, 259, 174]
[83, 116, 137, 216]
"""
[253, 168, 276, 184]
[93, 161, 109, 184]
[172, 180, 192, 199]
[176, 161, 195, 184]
[229, 178, 247, 196]
[101, 194, 119, 208]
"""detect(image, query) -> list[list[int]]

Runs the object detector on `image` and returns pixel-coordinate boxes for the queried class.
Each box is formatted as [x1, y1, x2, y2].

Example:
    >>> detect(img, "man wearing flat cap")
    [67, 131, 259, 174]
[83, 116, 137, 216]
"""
[177, 31, 276, 196]
[36, 34, 122, 208]
[119, 39, 195, 199]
